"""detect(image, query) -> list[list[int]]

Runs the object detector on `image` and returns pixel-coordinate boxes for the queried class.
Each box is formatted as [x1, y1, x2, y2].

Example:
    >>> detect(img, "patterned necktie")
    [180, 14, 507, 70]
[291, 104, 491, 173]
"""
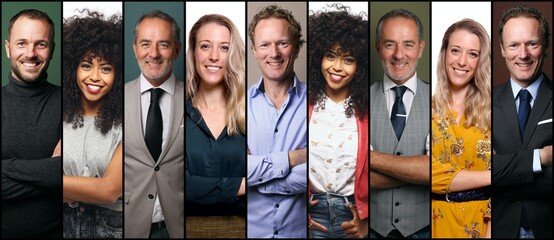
[145, 88, 164, 161]
[391, 86, 407, 140]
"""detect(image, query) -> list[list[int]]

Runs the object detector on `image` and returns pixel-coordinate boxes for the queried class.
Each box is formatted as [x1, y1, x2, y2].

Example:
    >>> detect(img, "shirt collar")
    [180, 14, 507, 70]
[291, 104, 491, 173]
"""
[140, 72, 176, 96]
[253, 73, 302, 98]
[382, 72, 418, 94]
[510, 73, 543, 101]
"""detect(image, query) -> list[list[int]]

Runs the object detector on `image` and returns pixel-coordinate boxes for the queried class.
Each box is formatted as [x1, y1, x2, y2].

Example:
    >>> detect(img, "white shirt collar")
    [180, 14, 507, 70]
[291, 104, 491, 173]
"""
[139, 73, 176, 96]
[382, 72, 418, 94]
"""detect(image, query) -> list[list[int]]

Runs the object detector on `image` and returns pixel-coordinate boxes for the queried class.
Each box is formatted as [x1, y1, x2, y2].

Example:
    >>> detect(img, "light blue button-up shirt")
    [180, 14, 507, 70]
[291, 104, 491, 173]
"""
[247, 75, 307, 238]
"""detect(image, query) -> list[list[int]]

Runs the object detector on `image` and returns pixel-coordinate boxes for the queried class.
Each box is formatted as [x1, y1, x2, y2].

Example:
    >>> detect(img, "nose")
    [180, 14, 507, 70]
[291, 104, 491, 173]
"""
[209, 47, 219, 62]
[89, 68, 100, 82]
[457, 54, 467, 66]
[269, 43, 281, 58]
[149, 45, 160, 58]
[332, 58, 344, 72]
[518, 44, 530, 59]
[393, 45, 405, 60]
[25, 44, 38, 59]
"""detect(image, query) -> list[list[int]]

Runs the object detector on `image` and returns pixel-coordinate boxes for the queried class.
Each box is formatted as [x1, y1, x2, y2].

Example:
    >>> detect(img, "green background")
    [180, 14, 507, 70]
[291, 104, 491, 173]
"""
[2, 2, 61, 86]
[124, 2, 184, 83]
[370, 2, 430, 84]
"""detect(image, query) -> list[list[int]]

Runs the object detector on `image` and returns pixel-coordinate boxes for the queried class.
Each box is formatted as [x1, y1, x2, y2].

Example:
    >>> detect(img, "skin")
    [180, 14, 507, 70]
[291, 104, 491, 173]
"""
[446, 30, 480, 93]
[321, 44, 356, 103]
[500, 17, 545, 88]
[4, 17, 53, 83]
[194, 23, 229, 88]
[376, 17, 425, 85]
[133, 18, 181, 87]
[76, 56, 115, 116]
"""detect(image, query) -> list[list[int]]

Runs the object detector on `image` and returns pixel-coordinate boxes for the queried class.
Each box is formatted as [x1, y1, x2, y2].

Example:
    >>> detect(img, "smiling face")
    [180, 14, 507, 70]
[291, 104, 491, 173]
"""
[133, 18, 180, 86]
[252, 17, 299, 83]
[4, 17, 53, 83]
[76, 56, 115, 106]
[501, 17, 545, 87]
[321, 44, 357, 101]
[445, 29, 480, 90]
[376, 17, 424, 84]
[194, 22, 230, 87]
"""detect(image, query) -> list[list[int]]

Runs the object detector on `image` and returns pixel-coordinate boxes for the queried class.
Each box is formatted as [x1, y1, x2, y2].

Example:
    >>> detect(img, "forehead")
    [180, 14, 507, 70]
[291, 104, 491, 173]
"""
[503, 17, 540, 36]
[381, 17, 418, 38]
[10, 17, 52, 40]
[449, 29, 480, 47]
[136, 18, 173, 40]
[254, 18, 289, 37]
[197, 23, 230, 40]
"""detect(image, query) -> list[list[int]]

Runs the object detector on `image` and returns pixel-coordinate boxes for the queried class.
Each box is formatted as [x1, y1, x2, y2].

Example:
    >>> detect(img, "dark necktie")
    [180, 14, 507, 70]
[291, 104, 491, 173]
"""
[391, 86, 407, 140]
[145, 88, 164, 161]
[517, 89, 532, 230]
[517, 89, 532, 140]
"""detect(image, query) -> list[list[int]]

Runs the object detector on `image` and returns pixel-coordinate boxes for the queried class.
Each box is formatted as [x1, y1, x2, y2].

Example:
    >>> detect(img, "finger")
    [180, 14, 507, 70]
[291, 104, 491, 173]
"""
[310, 199, 318, 207]
[340, 221, 354, 230]
[310, 219, 328, 232]
[346, 203, 359, 221]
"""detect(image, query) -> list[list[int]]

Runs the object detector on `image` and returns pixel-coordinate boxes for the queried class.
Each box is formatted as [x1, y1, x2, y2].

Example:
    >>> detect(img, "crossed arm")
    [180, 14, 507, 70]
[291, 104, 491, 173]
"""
[63, 144, 123, 204]
[247, 148, 307, 195]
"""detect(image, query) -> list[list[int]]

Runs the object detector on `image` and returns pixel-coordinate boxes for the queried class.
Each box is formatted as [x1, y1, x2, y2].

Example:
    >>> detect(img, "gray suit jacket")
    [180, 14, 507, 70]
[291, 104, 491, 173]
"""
[370, 79, 430, 237]
[124, 77, 184, 238]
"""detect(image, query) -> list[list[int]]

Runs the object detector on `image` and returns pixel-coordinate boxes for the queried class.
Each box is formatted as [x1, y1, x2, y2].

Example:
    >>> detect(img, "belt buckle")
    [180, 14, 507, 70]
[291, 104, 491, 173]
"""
[445, 192, 453, 203]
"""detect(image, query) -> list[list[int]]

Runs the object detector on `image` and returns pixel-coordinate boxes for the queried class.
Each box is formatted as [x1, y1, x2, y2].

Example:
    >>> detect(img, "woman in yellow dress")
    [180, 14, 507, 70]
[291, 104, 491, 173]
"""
[431, 19, 492, 238]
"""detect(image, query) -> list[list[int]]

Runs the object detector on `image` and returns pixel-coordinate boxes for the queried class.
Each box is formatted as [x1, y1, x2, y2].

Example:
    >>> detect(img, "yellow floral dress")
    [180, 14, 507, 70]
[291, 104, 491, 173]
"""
[431, 108, 491, 238]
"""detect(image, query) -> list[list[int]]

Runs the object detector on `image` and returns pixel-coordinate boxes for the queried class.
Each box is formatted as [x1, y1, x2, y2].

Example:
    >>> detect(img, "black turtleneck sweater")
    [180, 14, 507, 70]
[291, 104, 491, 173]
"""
[2, 74, 62, 238]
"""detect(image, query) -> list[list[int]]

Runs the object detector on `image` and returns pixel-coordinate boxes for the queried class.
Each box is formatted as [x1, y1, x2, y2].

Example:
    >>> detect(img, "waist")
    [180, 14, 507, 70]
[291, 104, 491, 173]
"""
[310, 192, 355, 205]
[432, 187, 490, 202]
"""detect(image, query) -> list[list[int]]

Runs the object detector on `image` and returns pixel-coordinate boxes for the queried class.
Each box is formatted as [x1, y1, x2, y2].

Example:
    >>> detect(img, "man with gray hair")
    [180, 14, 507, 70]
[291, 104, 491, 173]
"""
[124, 9, 183, 238]
[370, 8, 430, 238]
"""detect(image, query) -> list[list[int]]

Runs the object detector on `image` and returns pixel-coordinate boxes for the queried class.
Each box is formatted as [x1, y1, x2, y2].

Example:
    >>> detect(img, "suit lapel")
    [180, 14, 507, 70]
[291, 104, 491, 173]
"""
[498, 83, 523, 142]
[157, 80, 184, 164]
[523, 77, 552, 146]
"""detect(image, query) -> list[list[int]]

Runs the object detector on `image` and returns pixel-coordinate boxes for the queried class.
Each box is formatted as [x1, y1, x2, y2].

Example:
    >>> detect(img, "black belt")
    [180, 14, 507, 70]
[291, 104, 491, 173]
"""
[432, 187, 490, 202]
[151, 221, 166, 229]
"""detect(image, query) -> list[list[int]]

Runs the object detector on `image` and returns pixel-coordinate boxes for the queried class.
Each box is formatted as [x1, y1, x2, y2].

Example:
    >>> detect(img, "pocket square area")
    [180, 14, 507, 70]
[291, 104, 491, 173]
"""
[537, 118, 552, 125]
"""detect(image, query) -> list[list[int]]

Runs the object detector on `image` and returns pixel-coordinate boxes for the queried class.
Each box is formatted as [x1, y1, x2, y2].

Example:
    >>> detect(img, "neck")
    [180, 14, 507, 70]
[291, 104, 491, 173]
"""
[83, 97, 101, 117]
[264, 77, 292, 99]
[326, 87, 348, 104]
[196, 81, 226, 110]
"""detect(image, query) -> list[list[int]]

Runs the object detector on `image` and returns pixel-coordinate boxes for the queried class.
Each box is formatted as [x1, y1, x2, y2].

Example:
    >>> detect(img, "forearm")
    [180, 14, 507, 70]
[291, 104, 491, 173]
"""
[247, 152, 290, 186]
[186, 170, 243, 204]
[448, 170, 491, 192]
[2, 173, 44, 200]
[257, 163, 306, 195]
[370, 151, 429, 185]
[2, 156, 62, 189]
[370, 170, 406, 189]
[63, 175, 121, 204]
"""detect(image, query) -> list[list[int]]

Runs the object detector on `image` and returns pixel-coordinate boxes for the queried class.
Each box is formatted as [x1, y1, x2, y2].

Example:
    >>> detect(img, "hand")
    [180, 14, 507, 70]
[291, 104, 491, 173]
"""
[52, 140, 61, 157]
[288, 148, 307, 167]
[540, 145, 552, 168]
[237, 177, 246, 196]
[340, 204, 368, 238]
[308, 200, 327, 232]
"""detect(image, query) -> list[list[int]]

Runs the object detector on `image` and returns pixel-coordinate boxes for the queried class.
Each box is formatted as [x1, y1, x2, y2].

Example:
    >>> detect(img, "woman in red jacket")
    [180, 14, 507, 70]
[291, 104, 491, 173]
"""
[307, 4, 368, 238]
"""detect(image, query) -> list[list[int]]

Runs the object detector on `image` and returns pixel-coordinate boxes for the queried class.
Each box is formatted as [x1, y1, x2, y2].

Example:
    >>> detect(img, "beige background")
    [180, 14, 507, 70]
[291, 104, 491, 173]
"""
[246, 2, 307, 88]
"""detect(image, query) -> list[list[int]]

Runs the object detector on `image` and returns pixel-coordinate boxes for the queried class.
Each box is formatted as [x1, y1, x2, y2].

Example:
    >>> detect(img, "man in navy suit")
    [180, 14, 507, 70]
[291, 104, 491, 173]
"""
[492, 5, 552, 238]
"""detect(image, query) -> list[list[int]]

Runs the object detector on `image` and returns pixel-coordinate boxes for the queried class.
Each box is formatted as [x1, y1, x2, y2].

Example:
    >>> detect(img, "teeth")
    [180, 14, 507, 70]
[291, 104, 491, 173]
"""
[454, 69, 467, 74]
[23, 62, 38, 67]
[88, 85, 100, 90]
[268, 62, 281, 66]
[148, 62, 161, 65]
[518, 63, 530, 67]
[206, 66, 220, 71]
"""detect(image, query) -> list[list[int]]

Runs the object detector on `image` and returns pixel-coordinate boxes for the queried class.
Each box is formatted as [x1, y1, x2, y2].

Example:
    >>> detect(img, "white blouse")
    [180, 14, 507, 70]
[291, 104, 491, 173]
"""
[309, 97, 358, 195]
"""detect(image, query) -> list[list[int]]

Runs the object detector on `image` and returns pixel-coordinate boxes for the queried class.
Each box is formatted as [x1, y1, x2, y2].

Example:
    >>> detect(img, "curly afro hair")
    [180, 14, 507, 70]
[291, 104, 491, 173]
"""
[62, 10, 122, 135]
[308, 4, 368, 118]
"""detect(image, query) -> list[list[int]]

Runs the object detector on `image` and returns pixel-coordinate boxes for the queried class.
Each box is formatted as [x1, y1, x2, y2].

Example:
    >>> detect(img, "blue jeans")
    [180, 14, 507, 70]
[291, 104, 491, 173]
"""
[369, 226, 430, 238]
[63, 202, 122, 238]
[309, 193, 356, 239]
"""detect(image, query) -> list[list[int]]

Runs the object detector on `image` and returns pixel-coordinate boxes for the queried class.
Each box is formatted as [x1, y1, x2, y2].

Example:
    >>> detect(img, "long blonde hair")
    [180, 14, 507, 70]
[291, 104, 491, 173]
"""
[186, 14, 245, 135]
[433, 18, 491, 131]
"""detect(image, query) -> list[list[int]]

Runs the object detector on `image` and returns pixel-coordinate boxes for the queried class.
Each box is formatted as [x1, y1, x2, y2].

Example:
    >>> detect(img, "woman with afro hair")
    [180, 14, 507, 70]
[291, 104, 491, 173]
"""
[307, 3, 369, 239]
[61, 9, 123, 238]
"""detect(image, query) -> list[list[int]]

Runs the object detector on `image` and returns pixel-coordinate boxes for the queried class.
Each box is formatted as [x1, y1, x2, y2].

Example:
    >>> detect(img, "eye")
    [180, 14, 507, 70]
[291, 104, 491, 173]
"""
[344, 57, 356, 64]
[259, 43, 269, 49]
[80, 63, 91, 70]
[325, 53, 335, 60]
[450, 48, 461, 55]
[278, 41, 289, 47]
[100, 66, 113, 73]
[384, 43, 394, 49]
[36, 42, 48, 49]
[141, 43, 150, 48]
[199, 44, 210, 50]
[159, 43, 169, 49]
[469, 52, 479, 58]
[405, 43, 414, 48]
[16, 42, 25, 47]
[527, 42, 539, 48]
[507, 43, 517, 49]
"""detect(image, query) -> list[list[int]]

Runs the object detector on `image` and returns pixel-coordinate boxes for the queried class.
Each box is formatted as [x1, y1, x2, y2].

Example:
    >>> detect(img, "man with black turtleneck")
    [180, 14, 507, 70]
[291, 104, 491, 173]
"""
[2, 9, 62, 238]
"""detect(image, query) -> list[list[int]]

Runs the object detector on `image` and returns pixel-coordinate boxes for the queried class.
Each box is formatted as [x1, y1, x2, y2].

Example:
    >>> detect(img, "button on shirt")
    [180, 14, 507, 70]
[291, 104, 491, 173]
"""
[140, 73, 175, 223]
[247, 76, 307, 238]
[510, 75, 544, 173]
[309, 96, 357, 195]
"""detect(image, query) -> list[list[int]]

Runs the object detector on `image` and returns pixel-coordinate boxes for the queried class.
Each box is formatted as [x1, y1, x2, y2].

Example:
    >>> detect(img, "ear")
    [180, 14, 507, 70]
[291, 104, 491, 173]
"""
[500, 42, 506, 58]
[173, 42, 182, 60]
[133, 42, 138, 59]
[418, 40, 425, 59]
[4, 40, 10, 59]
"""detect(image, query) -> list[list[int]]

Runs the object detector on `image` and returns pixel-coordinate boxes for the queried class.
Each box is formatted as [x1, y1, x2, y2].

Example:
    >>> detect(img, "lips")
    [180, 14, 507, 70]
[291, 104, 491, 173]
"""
[205, 65, 222, 72]
[329, 73, 345, 82]
[267, 60, 283, 66]
[86, 84, 103, 93]
[453, 68, 469, 76]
